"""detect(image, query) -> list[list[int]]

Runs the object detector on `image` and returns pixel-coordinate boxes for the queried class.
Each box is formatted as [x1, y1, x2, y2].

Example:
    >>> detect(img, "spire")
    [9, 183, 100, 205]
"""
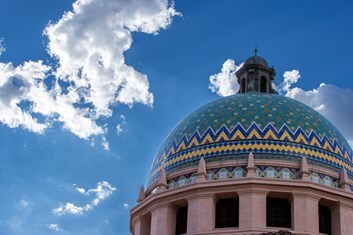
[340, 168, 351, 191]
[137, 185, 146, 203]
[246, 152, 257, 177]
[197, 157, 207, 182]
[254, 45, 258, 56]
[300, 157, 310, 181]
[157, 168, 168, 192]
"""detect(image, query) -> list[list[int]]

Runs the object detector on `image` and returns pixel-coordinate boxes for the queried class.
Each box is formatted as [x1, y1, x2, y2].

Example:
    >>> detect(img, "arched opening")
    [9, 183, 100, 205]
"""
[241, 78, 246, 93]
[215, 198, 239, 228]
[260, 76, 267, 92]
[175, 206, 188, 235]
[266, 197, 291, 228]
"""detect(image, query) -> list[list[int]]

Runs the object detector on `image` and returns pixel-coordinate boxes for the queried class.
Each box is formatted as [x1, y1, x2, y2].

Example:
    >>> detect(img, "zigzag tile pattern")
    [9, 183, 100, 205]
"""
[148, 93, 353, 186]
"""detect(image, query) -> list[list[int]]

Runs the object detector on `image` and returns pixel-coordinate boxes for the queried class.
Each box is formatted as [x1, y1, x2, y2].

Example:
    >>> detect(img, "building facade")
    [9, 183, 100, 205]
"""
[130, 54, 353, 235]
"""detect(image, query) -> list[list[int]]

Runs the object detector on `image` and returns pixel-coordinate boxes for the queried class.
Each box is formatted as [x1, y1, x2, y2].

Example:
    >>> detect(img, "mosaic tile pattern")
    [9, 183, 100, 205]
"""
[350, 185, 353, 192]
[207, 167, 246, 181]
[166, 166, 339, 190]
[309, 172, 339, 188]
[256, 166, 300, 180]
[149, 93, 353, 186]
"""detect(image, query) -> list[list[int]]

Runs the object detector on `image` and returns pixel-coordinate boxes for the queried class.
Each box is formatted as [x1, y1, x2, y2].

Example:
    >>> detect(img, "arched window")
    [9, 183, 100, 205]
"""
[319, 205, 331, 235]
[241, 78, 246, 93]
[266, 198, 291, 228]
[215, 198, 239, 228]
[175, 206, 188, 235]
[260, 76, 267, 92]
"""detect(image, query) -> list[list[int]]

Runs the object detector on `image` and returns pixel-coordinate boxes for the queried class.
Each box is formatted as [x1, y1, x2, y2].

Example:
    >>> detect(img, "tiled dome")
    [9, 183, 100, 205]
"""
[148, 93, 353, 186]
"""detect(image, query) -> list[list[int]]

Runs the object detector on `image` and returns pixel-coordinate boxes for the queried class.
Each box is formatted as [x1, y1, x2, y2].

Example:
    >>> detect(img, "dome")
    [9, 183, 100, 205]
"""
[148, 93, 353, 186]
[244, 55, 269, 67]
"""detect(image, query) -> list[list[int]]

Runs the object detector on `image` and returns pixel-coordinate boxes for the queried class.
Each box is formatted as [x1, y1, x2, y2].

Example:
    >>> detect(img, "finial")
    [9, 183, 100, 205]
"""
[246, 152, 257, 177]
[197, 157, 207, 182]
[137, 185, 146, 203]
[340, 168, 350, 191]
[157, 168, 168, 192]
[254, 45, 258, 56]
[300, 157, 310, 181]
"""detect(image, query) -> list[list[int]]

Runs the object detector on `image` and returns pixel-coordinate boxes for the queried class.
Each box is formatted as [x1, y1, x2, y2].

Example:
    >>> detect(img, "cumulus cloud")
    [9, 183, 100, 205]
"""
[46, 223, 62, 232]
[278, 69, 301, 93]
[53, 181, 116, 216]
[123, 203, 129, 209]
[285, 82, 353, 146]
[209, 59, 243, 96]
[0, 61, 51, 133]
[0, 37, 5, 56]
[0, 0, 178, 144]
[0, 60, 105, 138]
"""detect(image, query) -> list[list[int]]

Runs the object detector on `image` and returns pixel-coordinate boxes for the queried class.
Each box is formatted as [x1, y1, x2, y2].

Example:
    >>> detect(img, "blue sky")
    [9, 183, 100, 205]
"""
[0, 0, 353, 234]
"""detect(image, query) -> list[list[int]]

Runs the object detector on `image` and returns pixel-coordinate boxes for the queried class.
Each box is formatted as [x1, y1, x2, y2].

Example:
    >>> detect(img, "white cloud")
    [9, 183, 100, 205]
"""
[53, 202, 85, 216]
[46, 223, 62, 232]
[116, 114, 127, 135]
[209, 59, 243, 97]
[285, 82, 353, 146]
[75, 187, 87, 195]
[0, 0, 178, 143]
[0, 60, 104, 138]
[0, 61, 50, 133]
[0, 37, 5, 56]
[278, 69, 301, 93]
[123, 203, 129, 209]
[116, 124, 123, 134]
[101, 136, 110, 151]
[54, 181, 116, 216]
[18, 200, 29, 208]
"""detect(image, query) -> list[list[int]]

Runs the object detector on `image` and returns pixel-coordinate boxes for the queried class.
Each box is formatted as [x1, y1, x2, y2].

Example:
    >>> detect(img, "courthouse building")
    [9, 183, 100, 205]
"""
[130, 54, 353, 235]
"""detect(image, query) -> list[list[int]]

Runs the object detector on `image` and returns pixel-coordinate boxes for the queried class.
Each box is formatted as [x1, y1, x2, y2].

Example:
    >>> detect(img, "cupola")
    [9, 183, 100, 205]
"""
[236, 49, 277, 93]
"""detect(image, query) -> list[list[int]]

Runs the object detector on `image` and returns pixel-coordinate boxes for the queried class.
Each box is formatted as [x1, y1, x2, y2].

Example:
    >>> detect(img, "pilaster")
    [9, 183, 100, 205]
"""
[132, 216, 151, 235]
[332, 201, 353, 234]
[291, 191, 320, 234]
[186, 193, 216, 234]
[238, 188, 267, 230]
[149, 203, 177, 235]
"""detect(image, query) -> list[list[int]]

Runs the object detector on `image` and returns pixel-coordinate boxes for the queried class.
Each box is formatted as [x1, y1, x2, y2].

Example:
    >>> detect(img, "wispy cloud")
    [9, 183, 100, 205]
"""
[53, 181, 116, 216]
[101, 136, 110, 151]
[0, 216, 25, 233]
[0, 0, 179, 145]
[18, 199, 29, 208]
[46, 223, 62, 232]
[116, 114, 127, 135]
[0, 37, 5, 56]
